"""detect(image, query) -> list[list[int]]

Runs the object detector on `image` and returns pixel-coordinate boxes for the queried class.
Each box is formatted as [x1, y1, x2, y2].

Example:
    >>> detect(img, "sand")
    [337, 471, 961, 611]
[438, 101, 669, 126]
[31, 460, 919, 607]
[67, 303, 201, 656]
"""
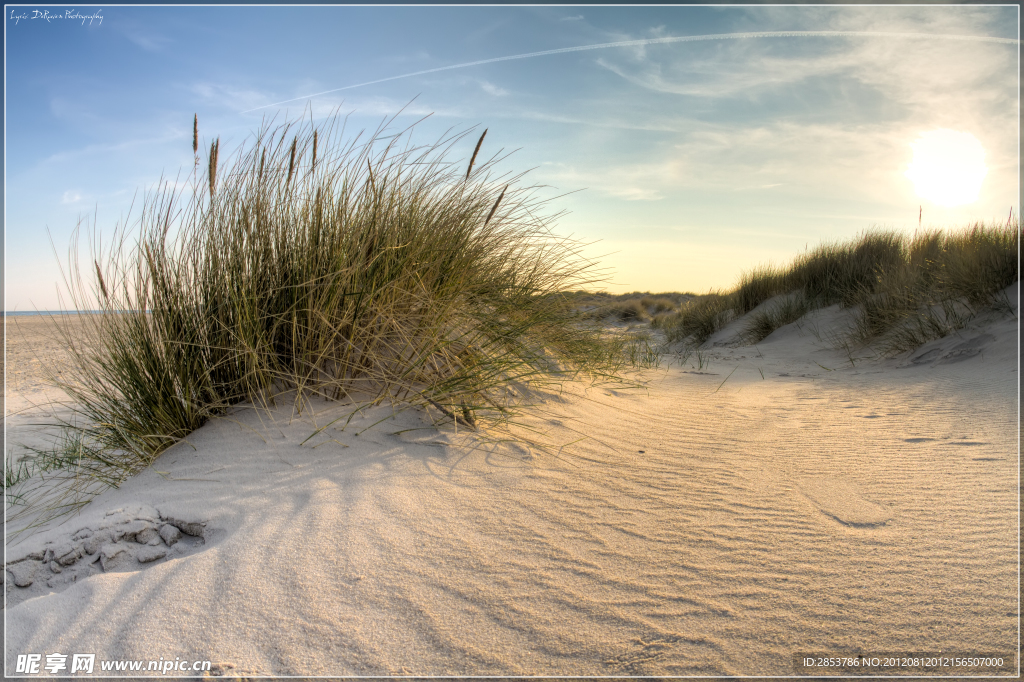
[4, 289, 1019, 677]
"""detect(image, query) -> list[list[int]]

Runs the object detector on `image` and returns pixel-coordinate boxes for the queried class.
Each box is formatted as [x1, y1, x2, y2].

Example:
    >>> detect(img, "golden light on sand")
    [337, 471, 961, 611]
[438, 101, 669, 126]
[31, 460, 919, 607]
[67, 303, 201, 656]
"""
[904, 129, 988, 207]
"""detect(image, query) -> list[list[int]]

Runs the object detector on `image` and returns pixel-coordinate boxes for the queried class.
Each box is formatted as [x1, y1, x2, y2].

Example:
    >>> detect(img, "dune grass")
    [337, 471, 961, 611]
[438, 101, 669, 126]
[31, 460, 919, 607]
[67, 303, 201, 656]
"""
[661, 224, 1019, 348]
[577, 291, 690, 324]
[7, 108, 1018, 530]
[604, 299, 648, 323]
[639, 295, 678, 315]
[742, 293, 812, 344]
[660, 292, 735, 345]
[8, 111, 652, 529]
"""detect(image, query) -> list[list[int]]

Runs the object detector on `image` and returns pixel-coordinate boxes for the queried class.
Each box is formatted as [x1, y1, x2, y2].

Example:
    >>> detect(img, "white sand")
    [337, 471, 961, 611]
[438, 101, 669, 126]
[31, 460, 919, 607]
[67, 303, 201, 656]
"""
[4, 289, 1019, 676]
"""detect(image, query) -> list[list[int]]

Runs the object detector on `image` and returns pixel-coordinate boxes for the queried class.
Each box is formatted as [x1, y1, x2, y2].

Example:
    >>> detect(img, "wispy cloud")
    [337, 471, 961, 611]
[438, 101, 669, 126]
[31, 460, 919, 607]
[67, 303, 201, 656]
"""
[125, 31, 171, 51]
[192, 83, 276, 114]
[595, 53, 834, 98]
[536, 119, 940, 207]
[494, 108, 678, 133]
[589, 18, 1017, 190]
[479, 80, 509, 97]
[239, 30, 1016, 114]
[36, 134, 186, 169]
[672, 122, 910, 195]
[596, 30, 1014, 110]
[379, 50, 432, 65]
[539, 161, 672, 201]
[193, 77, 458, 123]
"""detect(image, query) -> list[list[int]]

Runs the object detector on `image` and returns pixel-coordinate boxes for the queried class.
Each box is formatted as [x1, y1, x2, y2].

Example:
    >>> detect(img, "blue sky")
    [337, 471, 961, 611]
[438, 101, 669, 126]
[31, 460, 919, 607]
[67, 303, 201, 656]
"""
[4, 4, 1020, 310]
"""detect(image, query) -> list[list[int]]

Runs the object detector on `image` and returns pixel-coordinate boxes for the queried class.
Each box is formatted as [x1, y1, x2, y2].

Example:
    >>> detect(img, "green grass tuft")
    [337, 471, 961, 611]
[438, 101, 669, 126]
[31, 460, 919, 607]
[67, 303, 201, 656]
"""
[14, 111, 648, 527]
[664, 223, 1018, 352]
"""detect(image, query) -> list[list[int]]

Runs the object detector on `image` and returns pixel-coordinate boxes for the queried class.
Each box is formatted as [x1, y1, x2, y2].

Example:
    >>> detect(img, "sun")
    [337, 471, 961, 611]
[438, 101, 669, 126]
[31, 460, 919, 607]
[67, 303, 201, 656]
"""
[904, 129, 988, 208]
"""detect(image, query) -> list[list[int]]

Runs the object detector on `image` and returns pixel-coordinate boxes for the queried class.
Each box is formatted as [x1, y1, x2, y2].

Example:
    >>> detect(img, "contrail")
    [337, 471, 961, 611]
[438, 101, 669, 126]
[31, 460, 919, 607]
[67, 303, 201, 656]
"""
[241, 30, 1019, 114]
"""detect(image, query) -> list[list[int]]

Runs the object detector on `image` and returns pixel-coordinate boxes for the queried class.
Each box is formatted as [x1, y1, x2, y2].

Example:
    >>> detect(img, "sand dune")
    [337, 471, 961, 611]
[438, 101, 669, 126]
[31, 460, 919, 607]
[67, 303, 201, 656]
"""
[4, 288, 1019, 676]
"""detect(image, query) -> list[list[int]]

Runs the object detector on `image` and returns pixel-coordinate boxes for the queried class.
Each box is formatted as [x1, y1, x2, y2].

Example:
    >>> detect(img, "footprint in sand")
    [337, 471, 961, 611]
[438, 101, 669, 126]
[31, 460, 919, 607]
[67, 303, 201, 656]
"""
[941, 333, 995, 362]
[796, 476, 892, 527]
[910, 348, 943, 364]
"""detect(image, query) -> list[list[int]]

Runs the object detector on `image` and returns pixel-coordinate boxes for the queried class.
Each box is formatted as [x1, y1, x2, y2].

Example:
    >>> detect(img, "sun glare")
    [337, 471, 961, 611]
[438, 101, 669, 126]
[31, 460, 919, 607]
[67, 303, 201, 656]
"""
[904, 129, 988, 207]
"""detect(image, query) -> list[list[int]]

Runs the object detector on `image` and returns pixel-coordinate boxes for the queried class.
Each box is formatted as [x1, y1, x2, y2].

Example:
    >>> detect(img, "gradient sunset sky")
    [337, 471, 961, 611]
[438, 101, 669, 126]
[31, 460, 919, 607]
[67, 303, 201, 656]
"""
[5, 4, 1020, 310]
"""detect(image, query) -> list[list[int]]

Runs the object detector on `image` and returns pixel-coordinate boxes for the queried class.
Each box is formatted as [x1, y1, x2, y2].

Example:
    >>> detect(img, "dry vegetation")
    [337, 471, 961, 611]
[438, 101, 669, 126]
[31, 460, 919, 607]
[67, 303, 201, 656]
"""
[655, 225, 1019, 352]
[573, 292, 693, 323]
[8, 112, 657, 525]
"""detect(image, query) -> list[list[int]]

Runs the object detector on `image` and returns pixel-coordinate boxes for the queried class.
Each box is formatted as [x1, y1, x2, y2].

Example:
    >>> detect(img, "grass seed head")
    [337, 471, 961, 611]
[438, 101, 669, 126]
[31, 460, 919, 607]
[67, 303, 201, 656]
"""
[287, 136, 297, 184]
[208, 138, 220, 196]
[484, 184, 507, 226]
[467, 128, 487, 180]
[94, 261, 108, 301]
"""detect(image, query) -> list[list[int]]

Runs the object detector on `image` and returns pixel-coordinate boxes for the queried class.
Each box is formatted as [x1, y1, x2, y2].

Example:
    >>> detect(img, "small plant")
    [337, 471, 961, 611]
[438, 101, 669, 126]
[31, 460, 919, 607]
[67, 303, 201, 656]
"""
[618, 330, 661, 370]
[825, 327, 863, 367]
[5, 457, 34, 501]
[7, 429, 126, 528]
[670, 345, 693, 368]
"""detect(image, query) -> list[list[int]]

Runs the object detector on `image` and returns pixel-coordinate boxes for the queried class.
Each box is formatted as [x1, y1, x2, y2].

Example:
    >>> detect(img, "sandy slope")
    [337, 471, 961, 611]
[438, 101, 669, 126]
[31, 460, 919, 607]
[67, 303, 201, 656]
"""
[4, 290, 1019, 677]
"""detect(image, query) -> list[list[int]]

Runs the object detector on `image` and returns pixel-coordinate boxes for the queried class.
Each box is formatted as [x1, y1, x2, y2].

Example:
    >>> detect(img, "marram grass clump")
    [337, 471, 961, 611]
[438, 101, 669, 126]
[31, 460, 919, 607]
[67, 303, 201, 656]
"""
[661, 292, 735, 346]
[12, 112, 649, 527]
[742, 293, 812, 344]
[661, 224, 1019, 349]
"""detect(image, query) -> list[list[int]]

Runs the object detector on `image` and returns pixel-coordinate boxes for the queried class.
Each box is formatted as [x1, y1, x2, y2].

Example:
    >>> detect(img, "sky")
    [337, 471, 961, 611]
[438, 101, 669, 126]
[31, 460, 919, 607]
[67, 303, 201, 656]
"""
[4, 4, 1020, 310]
